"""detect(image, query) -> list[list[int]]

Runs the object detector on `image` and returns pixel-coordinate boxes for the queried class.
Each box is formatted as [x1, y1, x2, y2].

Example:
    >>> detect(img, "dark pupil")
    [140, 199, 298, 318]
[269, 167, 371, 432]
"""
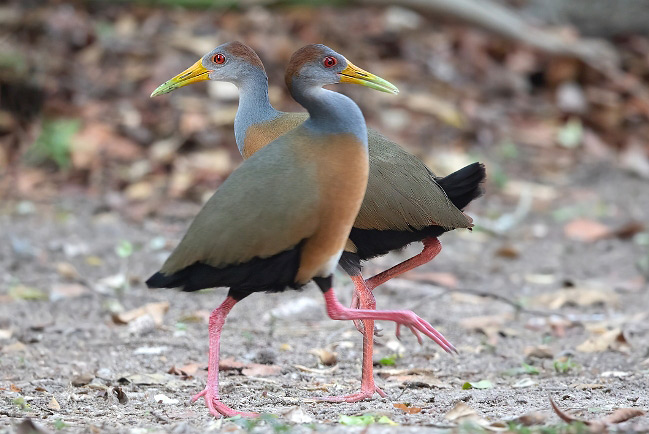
[326, 58, 334, 66]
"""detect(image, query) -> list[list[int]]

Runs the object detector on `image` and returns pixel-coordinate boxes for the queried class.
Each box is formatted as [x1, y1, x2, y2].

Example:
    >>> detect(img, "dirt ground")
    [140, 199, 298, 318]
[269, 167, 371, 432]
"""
[1, 154, 648, 433]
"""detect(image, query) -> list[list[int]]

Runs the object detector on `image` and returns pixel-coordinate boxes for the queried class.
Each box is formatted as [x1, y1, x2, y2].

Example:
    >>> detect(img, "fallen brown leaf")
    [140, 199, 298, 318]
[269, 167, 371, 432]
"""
[513, 411, 547, 426]
[550, 396, 645, 430]
[242, 364, 281, 377]
[602, 408, 647, 424]
[494, 244, 520, 259]
[16, 419, 52, 434]
[394, 403, 422, 414]
[10, 384, 22, 393]
[48, 397, 60, 411]
[408, 271, 459, 288]
[524, 345, 554, 359]
[309, 348, 337, 366]
[56, 262, 80, 280]
[390, 374, 451, 389]
[50, 283, 89, 301]
[113, 386, 128, 404]
[576, 328, 630, 353]
[168, 363, 201, 379]
[71, 373, 94, 387]
[459, 314, 514, 345]
[112, 301, 169, 326]
[218, 357, 281, 377]
[531, 287, 619, 310]
[564, 218, 611, 242]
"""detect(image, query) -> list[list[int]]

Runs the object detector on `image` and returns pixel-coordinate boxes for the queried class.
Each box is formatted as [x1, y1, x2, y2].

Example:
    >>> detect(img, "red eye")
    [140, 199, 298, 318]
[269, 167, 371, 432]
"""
[212, 53, 226, 64]
[323, 56, 337, 68]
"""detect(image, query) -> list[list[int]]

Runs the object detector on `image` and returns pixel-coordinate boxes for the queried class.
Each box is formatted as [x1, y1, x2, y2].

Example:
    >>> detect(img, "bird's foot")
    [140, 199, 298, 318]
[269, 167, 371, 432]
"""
[191, 387, 259, 418]
[313, 385, 386, 403]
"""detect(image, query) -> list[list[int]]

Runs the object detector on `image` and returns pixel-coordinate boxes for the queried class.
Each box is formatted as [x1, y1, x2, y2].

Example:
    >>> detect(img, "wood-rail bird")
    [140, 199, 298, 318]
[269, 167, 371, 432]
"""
[151, 42, 483, 402]
[146, 44, 455, 418]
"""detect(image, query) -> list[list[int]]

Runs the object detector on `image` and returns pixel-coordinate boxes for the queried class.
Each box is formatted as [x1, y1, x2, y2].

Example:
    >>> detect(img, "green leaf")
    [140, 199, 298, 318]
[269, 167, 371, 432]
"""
[9, 285, 48, 301]
[557, 118, 583, 148]
[115, 240, 134, 258]
[339, 414, 375, 426]
[377, 415, 398, 426]
[522, 363, 540, 375]
[26, 118, 80, 169]
[379, 354, 398, 366]
[54, 419, 67, 430]
[462, 380, 493, 390]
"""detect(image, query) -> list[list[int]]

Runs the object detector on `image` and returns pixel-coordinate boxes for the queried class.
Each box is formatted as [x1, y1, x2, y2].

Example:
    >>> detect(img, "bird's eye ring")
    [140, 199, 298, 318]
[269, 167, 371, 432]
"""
[323, 56, 337, 68]
[213, 53, 226, 64]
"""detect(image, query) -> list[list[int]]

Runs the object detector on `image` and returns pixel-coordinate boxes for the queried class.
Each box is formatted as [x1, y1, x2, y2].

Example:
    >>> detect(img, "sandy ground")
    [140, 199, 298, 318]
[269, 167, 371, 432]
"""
[1, 160, 648, 433]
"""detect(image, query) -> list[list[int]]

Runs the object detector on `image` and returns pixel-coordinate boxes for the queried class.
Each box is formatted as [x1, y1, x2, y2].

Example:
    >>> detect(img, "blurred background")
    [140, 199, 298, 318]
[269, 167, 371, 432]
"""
[1, 0, 649, 431]
[2, 0, 648, 208]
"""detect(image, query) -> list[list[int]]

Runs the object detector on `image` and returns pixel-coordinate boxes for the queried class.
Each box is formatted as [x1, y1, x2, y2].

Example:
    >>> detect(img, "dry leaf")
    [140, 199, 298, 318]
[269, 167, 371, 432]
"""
[219, 357, 246, 371]
[168, 363, 200, 379]
[602, 408, 646, 424]
[113, 386, 128, 404]
[531, 287, 619, 310]
[408, 271, 459, 288]
[309, 348, 337, 366]
[10, 384, 22, 393]
[71, 373, 94, 386]
[294, 364, 339, 375]
[445, 402, 490, 426]
[513, 411, 547, 426]
[112, 301, 170, 326]
[389, 374, 451, 389]
[281, 406, 313, 423]
[48, 397, 60, 410]
[56, 262, 80, 280]
[242, 364, 281, 377]
[576, 328, 630, 353]
[394, 403, 422, 414]
[2, 342, 27, 353]
[550, 396, 645, 429]
[495, 244, 519, 259]
[459, 314, 514, 344]
[16, 419, 52, 434]
[564, 218, 611, 242]
[218, 357, 281, 377]
[524, 345, 554, 359]
[50, 283, 89, 301]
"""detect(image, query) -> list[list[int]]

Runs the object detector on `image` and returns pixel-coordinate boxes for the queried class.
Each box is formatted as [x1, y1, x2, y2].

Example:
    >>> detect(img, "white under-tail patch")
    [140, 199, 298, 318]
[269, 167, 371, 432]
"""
[314, 250, 343, 277]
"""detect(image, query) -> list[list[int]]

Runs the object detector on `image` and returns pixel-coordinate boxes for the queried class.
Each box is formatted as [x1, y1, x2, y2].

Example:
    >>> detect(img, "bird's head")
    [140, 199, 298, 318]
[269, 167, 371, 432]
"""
[150, 41, 265, 97]
[285, 44, 398, 95]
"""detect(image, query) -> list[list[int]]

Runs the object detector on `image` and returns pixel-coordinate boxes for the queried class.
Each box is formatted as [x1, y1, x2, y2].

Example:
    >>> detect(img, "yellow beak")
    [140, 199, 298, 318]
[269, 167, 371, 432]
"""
[150, 59, 211, 97]
[339, 60, 399, 95]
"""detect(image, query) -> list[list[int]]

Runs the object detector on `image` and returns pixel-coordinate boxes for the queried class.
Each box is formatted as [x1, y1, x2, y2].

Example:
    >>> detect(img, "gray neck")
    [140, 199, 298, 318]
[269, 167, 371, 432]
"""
[233, 68, 281, 154]
[290, 82, 368, 146]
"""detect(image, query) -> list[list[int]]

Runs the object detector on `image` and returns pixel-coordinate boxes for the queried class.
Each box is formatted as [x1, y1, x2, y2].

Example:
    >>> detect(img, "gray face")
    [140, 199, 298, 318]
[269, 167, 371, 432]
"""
[201, 42, 262, 84]
[294, 45, 349, 88]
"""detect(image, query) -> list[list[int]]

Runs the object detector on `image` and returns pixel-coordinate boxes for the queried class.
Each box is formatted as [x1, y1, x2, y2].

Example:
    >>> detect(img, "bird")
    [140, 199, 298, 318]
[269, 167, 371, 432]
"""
[151, 41, 484, 402]
[147, 44, 456, 418]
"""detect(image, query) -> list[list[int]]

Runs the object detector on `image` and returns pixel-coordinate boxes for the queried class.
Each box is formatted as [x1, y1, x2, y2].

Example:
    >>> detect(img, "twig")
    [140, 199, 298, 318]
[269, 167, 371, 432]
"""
[410, 279, 567, 318]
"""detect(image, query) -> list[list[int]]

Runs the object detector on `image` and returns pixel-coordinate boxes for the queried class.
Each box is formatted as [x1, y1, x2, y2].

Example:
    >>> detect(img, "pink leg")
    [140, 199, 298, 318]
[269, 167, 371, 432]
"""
[191, 296, 259, 419]
[365, 237, 442, 290]
[323, 287, 457, 354]
[317, 281, 386, 402]
[349, 276, 382, 336]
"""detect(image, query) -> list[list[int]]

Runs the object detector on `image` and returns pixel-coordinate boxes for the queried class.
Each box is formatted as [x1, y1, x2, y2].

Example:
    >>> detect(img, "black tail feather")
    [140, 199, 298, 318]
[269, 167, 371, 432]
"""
[437, 162, 486, 210]
[146, 242, 304, 295]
